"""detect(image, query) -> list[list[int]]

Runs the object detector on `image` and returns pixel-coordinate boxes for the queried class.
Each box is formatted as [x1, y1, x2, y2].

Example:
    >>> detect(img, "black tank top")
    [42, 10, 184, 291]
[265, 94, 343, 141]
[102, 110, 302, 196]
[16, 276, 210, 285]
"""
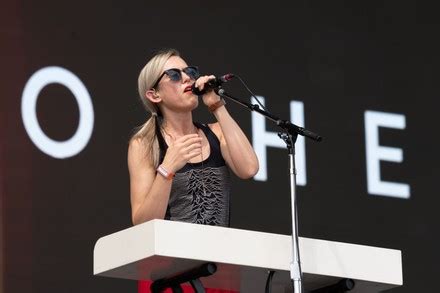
[158, 122, 231, 227]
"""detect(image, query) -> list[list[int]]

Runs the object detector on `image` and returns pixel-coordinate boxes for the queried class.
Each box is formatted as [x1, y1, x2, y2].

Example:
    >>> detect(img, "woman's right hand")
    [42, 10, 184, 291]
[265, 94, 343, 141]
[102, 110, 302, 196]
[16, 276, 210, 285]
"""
[161, 134, 202, 173]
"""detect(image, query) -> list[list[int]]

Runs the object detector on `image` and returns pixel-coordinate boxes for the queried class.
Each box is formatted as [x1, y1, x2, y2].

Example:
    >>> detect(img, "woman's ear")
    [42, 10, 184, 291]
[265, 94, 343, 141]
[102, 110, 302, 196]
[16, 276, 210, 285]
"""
[145, 89, 161, 104]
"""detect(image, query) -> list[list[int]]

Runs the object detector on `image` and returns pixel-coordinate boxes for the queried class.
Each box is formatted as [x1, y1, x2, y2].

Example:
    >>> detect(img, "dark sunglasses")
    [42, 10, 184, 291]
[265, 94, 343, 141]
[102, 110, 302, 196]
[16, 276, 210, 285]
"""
[152, 66, 200, 89]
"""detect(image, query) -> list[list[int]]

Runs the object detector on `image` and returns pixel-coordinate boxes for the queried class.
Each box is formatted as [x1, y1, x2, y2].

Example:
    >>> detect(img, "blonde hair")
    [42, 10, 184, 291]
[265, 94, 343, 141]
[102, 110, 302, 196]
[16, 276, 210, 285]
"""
[131, 48, 180, 167]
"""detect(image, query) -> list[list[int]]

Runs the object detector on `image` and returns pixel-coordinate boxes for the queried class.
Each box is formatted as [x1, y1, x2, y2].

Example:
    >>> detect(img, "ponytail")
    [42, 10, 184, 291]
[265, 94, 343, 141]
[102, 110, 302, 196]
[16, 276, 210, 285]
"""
[131, 112, 161, 168]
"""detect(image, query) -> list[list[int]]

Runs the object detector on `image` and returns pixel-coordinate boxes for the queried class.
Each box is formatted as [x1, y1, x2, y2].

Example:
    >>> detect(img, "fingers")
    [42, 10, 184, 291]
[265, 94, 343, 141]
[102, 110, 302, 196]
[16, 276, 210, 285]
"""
[163, 133, 204, 172]
[185, 149, 203, 161]
[171, 134, 203, 159]
[174, 134, 202, 148]
[182, 141, 202, 155]
[174, 133, 200, 143]
[181, 138, 202, 160]
[195, 75, 216, 91]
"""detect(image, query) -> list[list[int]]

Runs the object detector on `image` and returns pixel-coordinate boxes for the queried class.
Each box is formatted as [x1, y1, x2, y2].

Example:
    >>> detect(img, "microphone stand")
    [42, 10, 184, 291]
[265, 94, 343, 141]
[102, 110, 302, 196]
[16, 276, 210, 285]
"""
[215, 88, 322, 293]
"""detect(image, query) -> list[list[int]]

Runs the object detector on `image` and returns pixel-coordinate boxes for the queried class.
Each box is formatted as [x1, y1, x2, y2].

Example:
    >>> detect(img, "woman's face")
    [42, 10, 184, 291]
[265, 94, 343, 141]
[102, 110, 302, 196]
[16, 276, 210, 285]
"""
[156, 56, 199, 113]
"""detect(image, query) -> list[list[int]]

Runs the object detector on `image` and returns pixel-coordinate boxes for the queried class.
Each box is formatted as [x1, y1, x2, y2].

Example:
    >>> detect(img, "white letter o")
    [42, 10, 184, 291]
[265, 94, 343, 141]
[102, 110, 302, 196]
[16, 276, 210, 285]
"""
[21, 66, 94, 159]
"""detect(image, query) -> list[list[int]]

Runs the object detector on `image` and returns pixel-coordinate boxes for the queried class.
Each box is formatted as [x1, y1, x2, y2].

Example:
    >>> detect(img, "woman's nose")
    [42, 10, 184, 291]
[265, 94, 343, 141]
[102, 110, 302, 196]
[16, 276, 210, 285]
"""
[181, 71, 192, 83]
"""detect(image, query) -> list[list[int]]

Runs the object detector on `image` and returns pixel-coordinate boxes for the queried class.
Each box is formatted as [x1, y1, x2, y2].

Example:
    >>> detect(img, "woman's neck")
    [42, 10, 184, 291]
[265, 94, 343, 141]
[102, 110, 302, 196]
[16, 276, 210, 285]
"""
[162, 111, 196, 136]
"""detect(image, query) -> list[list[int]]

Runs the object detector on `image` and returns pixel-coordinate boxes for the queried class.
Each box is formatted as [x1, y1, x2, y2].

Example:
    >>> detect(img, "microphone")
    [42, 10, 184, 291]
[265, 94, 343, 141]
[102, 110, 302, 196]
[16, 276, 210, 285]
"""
[191, 73, 235, 95]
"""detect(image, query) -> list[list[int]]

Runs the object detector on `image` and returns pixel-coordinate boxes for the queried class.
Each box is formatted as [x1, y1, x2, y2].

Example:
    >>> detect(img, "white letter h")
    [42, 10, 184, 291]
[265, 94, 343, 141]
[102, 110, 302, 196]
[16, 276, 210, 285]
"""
[252, 96, 307, 186]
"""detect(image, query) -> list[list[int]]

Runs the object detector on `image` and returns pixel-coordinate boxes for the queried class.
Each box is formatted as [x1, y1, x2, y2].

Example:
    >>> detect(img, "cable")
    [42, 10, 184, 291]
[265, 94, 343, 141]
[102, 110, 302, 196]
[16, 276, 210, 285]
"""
[233, 74, 268, 111]
[265, 270, 276, 293]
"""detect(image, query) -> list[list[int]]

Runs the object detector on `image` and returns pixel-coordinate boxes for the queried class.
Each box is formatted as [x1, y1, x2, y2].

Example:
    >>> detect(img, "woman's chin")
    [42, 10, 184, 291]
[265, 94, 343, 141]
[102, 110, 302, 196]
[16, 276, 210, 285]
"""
[189, 95, 199, 108]
[190, 99, 199, 111]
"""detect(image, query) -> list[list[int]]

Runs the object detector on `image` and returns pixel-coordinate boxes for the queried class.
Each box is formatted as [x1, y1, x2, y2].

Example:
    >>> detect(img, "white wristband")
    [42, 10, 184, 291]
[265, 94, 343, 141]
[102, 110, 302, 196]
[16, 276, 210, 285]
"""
[157, 165, 174, 180]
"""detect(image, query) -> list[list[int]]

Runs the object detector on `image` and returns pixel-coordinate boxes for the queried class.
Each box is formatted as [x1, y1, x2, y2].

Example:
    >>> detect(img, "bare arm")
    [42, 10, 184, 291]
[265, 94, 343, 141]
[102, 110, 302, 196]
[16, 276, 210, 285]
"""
[128, 139, 172, 225]
[194, 75, 259, 179]
[210, 107, 259, 179]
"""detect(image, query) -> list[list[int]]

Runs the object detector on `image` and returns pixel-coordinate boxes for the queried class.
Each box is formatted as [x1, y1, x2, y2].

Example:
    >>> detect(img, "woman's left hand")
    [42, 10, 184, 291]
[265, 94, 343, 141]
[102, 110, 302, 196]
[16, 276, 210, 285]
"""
[194, 75, 222, 107]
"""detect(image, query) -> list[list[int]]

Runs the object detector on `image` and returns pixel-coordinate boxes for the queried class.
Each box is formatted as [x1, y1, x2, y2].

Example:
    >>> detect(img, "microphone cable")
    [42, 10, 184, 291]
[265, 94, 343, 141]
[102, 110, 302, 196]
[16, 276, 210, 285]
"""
[231, 74, 268, 112]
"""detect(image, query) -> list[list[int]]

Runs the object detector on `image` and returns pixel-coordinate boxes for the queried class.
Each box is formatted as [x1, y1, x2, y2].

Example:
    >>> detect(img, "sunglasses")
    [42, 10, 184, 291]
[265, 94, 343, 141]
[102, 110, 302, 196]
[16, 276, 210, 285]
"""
[152, 66, 200, 89]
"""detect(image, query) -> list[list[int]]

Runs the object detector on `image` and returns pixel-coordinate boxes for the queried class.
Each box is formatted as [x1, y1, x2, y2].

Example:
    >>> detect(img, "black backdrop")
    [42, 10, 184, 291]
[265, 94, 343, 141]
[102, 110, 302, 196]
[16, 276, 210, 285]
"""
[1, 1, 439, 292]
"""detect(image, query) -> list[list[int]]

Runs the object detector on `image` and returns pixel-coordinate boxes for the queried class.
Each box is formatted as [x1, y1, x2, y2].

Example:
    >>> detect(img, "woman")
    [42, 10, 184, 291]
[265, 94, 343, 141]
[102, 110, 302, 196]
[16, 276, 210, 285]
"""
[128, 49, 259, 292]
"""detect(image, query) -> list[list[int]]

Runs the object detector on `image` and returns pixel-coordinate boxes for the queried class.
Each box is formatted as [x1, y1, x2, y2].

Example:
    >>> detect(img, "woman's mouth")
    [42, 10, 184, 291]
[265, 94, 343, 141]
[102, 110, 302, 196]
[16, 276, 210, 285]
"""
[184, 85, 193, 93]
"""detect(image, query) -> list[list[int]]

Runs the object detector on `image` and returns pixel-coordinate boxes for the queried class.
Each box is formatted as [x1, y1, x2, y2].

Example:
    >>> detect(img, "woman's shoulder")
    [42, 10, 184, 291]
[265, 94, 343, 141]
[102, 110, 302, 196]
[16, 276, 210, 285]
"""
[128, 137, 153, 168]
[128, 136, 143, 153]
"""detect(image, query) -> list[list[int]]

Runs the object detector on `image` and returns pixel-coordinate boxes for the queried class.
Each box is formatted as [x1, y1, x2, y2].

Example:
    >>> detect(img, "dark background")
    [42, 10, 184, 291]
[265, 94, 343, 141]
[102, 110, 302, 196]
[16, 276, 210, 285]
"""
[1, 0, 439, 292]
